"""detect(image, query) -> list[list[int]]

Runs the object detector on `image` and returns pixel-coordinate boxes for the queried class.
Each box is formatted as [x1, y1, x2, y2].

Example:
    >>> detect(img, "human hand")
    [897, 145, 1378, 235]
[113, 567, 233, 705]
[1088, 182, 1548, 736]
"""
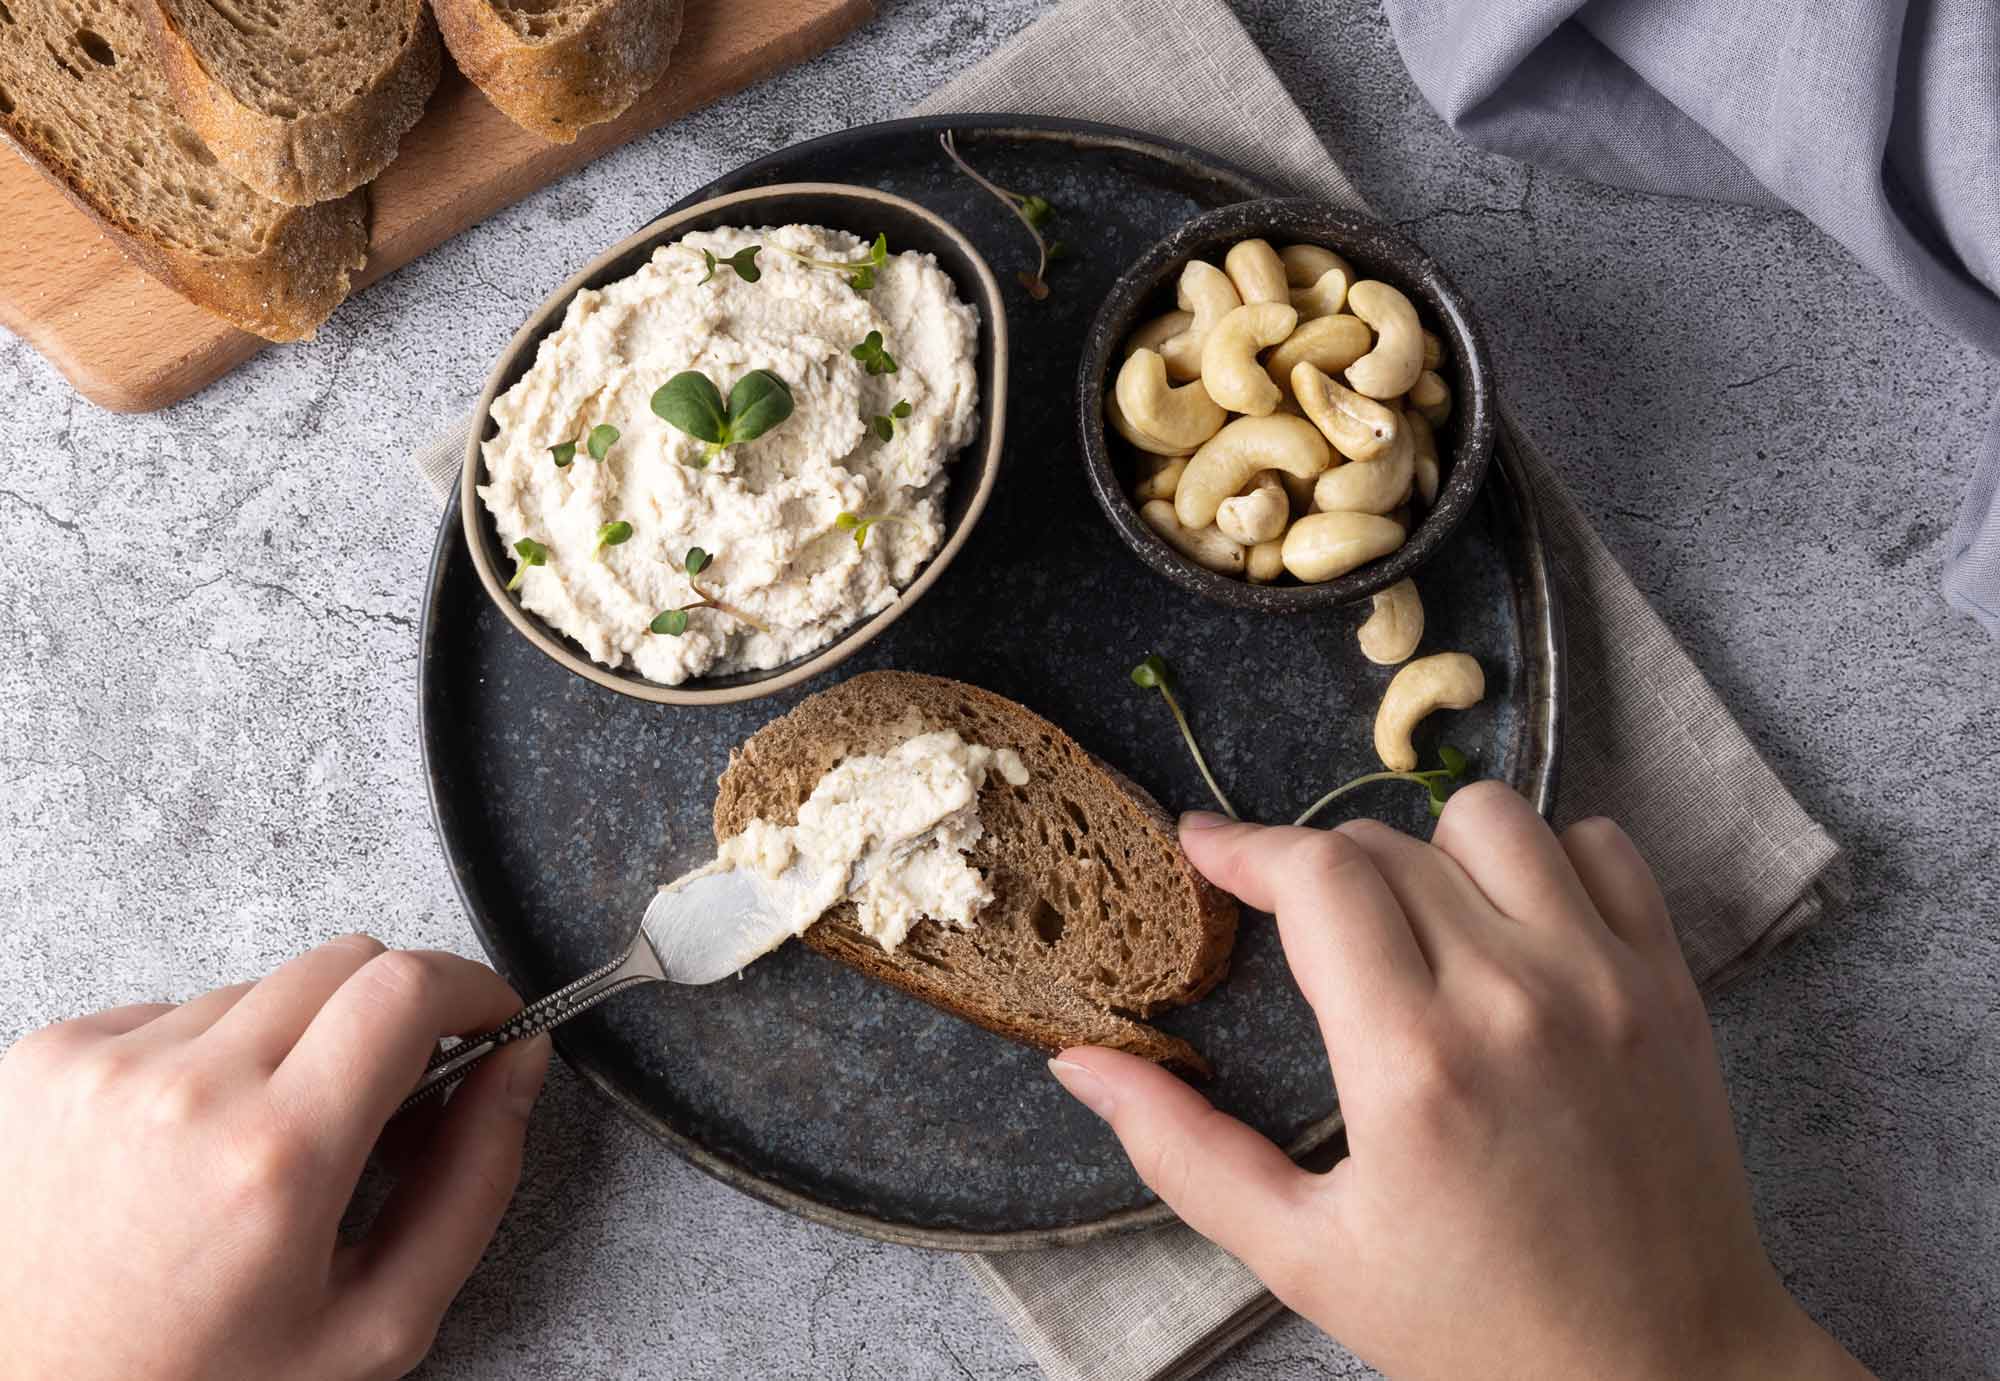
[1048, 783, 1870, 1381]
[0, 935, 550, 1381]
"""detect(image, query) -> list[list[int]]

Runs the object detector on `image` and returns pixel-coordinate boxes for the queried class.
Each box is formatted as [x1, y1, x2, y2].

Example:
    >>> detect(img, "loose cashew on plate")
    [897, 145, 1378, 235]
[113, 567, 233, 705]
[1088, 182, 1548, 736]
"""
[1356, 579, 1423, 665]
[1374, 652, 1484, 771]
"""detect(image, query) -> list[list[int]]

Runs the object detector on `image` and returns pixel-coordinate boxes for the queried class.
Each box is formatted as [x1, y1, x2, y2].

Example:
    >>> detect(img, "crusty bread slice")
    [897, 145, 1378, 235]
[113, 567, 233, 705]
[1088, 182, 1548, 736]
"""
[142, 0, 441, 205]
[434, 0, 684, 144]
[0, 0, 368, 340]
[714, 672, 1239, 1075]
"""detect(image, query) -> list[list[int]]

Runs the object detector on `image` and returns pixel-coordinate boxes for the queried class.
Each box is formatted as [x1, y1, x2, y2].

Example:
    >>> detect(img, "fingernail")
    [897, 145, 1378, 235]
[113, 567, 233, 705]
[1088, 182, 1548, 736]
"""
[1179, 810, 1231, 832]
[506, 1038, 550, 1118]
[1047, 1058, 1116, 1119]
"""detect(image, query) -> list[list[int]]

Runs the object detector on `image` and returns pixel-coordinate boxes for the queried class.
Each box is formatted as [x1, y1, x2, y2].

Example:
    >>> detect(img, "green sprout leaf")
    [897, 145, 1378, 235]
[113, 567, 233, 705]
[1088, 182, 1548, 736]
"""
[870, 415, 893, 443]
[506, 537, 548, 591]
[725, 369, 795, 442]
[833, 510, 916, 552]
[1019, 194, 1053, 228]
[652, 371, 728, 445]
[548, 439, 577, 467]
[939, 131, 1060, 300]
[1438, 743, 1469, 777]
[594, 520, 633, 557]
[586, 424, 619, 461]
[1129, 653, 1236, 818]
[651, 608, 691, 636]
[835, 511, 861, 531]
[698, 245, 762, 285]
[847, 265, 875, 292]
[891, 400, 912, 418]
[850, 330, 899, 376]
[699, 250, 718, 285]
[685, 546, 712, 577]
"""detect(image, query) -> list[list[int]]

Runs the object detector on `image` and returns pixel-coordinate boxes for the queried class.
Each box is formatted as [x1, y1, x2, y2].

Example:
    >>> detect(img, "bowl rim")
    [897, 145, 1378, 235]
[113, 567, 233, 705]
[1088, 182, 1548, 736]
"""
[1078, 197, 1496, 611]
[460, 181, 1010, 706]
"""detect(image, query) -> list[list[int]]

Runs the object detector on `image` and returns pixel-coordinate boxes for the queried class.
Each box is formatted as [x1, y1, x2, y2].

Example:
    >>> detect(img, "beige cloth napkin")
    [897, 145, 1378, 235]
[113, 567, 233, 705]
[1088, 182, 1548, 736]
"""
[413, 2, 1846, 1375]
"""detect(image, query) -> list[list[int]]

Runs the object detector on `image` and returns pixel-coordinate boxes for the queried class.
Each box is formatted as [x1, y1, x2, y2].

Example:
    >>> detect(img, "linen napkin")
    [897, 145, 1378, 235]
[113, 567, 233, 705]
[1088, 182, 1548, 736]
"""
[412, 1, 1847, 1375]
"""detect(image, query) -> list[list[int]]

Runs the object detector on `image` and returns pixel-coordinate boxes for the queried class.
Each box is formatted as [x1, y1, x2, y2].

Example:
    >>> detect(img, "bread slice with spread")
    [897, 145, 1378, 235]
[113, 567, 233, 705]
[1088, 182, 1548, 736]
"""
[714, 671, 1239, 1075]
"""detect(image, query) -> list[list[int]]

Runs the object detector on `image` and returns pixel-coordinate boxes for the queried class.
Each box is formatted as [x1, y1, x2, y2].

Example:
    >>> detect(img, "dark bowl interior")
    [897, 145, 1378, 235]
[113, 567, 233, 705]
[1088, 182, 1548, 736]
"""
[1077, 199, 1496, 612]
[467, 184, 1006, 699]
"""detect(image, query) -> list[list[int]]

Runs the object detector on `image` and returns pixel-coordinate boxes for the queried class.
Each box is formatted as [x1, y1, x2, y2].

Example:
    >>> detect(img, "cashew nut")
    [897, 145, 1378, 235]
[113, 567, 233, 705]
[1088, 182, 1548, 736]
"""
[1215, 474, 1290, 545]
[1200, 301, 1298, 416]
[1223, 238, 1288, 305]
[1280, 244, 1354, 288]
[1175, 414, 1332, 528]
[1158, 260, 1241, 380]
[1140, 499, 1246, 575]
[1344, 280, 1425, 400]
[1115, 348, 1227, 453]
[1405, 409, 1440, 505]
[1246, 538, 1286, 584]
[1265, 315, 1373, 402]
[1311, 418, 1414, 515]
[1421, 328, 1445, 372]
[1280, 511, 1405, 583]
[1292, 361, 1400, 463]
[1289, 270, 1350, 321]
[1373, 652, 1484, 771]
[1356, 578, 1423, 665]
[1106, 390, 1193, 457]
[1132, 454, 1187, 503]
[1124, 309, 1195, 359]
[1408, 369, 1452, 425]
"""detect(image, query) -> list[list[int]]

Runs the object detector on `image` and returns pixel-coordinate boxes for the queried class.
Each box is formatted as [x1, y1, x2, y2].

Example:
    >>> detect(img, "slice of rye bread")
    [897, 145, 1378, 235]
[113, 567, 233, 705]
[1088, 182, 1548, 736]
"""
[141, 0, 441, 205]
[433, 0, 683, 144]
[0, 0, 368, 340]
[713, 671, 1239, 1076]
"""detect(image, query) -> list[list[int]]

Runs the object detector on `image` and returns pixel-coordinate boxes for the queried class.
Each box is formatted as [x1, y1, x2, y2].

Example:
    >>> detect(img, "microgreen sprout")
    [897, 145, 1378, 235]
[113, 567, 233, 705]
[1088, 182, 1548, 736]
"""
[506, 537, 548, 591]
[939, 130, 1060, 299]
[698, 245, 762, 285]
[851, 330, 898, 376]
[650, 369, 795, 466]
[586, 423, 619, 461]
[868, 399, 913, 443]
[593, 520, 633, 558]
[833, 509, 917, 551]
[770, 233, 888, 291]
[548, 439, 577, 467]
[648, 546, 764, 636]
[1292, 744, 1472, 827]
[1129, 654, 1239, 819]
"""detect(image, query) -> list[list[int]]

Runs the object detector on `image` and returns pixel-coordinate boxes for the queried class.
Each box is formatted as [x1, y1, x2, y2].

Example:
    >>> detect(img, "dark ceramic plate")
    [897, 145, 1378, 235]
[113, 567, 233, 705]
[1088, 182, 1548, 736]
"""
[421, 115, 1564, 1251]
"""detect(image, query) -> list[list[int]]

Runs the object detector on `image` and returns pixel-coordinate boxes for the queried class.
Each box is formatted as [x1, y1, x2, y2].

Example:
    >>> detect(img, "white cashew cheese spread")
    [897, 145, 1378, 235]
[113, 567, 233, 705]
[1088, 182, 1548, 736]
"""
[478, 224, 980, 685]
[719, 730, 1029, 953]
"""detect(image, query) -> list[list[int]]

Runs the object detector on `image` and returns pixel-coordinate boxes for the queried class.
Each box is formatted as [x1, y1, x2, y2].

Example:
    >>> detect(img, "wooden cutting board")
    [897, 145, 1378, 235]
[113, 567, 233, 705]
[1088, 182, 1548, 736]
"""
[0, 0, 872, 413]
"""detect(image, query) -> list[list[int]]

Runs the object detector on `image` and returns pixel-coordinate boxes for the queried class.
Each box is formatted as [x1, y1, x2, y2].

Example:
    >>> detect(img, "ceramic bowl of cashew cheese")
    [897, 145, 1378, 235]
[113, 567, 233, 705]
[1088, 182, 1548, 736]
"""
[1077, 199, 1495, 612]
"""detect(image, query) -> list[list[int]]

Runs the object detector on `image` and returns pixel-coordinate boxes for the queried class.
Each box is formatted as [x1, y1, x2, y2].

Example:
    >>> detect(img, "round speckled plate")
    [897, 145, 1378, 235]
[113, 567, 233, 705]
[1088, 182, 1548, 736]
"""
[420, 115, 1563, 1251]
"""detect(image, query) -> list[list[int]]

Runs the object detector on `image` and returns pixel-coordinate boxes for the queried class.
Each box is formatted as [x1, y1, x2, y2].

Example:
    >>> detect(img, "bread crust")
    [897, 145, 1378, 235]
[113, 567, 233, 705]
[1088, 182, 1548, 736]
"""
[435, 0, 685, 143]
[142, 0, 442, 206]
[713, 671, 1239, 1075]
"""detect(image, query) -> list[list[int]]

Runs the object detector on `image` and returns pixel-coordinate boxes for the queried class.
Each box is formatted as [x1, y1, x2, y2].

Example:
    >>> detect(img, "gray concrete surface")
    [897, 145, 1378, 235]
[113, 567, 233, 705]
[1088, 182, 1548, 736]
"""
[2, 0, 1995, 1376]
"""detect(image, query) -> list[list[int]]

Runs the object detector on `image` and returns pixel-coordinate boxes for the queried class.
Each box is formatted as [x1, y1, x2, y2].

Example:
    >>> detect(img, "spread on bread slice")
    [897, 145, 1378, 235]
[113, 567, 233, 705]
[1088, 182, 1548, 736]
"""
[714, 671, 1239, 1076]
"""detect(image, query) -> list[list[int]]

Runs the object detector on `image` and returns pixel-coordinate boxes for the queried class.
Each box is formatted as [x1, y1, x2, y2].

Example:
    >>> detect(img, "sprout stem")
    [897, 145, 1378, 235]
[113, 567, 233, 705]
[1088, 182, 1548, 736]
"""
[1293, 771, 1436, 828]
[939, 131, 1053, 298]
[1160, 682, 1239, 820]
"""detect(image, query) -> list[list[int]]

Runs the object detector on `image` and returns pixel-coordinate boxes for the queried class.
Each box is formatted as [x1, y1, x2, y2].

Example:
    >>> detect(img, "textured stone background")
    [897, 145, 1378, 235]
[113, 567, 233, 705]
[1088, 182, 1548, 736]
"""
[2, 0, 1996, 1377]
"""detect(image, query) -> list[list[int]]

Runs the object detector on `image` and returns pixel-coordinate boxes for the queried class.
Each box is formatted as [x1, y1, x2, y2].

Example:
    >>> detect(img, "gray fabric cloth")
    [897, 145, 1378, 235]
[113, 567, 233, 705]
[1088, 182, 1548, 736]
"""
[1375, 0, 2000, 632]
[413, 1, 1847, 1374]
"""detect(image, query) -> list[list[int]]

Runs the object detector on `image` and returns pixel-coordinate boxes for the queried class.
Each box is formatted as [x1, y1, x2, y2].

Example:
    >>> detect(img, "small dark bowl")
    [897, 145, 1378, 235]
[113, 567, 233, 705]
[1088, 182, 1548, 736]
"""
[1078, 199, 1495, 611]
[463, 183, 1008, 705]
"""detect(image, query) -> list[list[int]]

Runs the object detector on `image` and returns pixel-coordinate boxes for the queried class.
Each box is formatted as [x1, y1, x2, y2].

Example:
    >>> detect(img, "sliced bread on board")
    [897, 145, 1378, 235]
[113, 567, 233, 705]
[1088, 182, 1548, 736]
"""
[433, 0, 684, 144]
[141, 0, 441, 205]
[714, 671, 1240, 1075]
[0, 0, 368, 340]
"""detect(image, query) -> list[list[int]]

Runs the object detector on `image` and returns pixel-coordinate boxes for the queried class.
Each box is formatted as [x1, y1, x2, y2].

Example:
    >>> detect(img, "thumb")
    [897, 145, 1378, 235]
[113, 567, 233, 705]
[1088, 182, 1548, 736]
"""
[1050, 1046, 1320, 1276]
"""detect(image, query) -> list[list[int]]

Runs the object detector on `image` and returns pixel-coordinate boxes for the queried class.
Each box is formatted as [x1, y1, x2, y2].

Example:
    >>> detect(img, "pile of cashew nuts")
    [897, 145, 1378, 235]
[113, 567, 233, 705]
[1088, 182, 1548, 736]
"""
[1110, 237, 1486, 769]
[1111, 238, 1454, 589]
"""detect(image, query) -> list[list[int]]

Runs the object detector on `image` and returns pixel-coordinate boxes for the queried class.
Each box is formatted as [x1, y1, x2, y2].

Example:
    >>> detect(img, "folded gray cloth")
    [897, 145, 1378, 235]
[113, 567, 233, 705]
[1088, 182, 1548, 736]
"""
[414, 2, 1847, 1375]
[1376, 0, 2000, 633]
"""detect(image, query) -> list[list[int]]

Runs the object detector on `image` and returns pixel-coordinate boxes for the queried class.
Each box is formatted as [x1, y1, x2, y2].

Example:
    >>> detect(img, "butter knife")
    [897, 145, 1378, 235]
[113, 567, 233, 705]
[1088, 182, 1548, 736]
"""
[397, 832, 928, 1112]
